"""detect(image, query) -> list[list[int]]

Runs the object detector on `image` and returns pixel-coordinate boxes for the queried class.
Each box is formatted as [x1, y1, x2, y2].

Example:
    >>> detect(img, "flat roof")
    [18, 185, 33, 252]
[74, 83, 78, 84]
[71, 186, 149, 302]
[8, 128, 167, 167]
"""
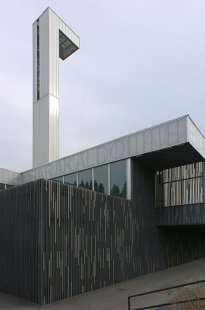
[20, 115, 205, 184]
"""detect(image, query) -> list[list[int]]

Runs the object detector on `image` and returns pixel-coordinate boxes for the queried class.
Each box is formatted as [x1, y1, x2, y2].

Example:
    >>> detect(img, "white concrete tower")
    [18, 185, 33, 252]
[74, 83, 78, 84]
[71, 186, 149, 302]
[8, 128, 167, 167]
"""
[33, 7, 80, 168]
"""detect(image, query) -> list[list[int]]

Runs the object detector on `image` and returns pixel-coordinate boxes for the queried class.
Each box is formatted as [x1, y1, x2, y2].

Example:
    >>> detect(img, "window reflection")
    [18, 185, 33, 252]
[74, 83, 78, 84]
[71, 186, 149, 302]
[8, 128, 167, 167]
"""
[50, 160, 129, 199]
[6, 184, 14, 189]
[0, 184, 15, 191]
[0, 183, 5, 191]
[64, 173, 77, 186]
[79, 169, 92, 190]
[94, 165, 108, 194]
[53, 176, 63, 183]
[110, 160, 127, 198]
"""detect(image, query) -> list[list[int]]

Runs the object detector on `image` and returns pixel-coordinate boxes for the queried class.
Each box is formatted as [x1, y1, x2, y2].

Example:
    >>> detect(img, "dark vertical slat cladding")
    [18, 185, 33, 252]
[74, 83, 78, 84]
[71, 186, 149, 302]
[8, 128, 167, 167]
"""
[132, 159, 205, 276]
[0, 181, 40, 303]
[0, 170, 205, 305]
[39, 179, 135, 305]
[156, 204, 205, 226]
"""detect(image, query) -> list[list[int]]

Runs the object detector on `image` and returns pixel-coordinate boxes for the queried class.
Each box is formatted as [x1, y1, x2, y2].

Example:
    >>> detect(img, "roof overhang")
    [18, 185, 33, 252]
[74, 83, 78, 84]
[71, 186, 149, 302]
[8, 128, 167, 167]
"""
[135, 142, 204, 170]
[20, 115, 205, 183]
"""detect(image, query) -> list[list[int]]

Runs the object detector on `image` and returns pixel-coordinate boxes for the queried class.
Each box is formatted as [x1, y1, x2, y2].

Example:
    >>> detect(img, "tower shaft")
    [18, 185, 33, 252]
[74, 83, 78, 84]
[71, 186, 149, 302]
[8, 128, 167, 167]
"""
[33, 8, 79, 168]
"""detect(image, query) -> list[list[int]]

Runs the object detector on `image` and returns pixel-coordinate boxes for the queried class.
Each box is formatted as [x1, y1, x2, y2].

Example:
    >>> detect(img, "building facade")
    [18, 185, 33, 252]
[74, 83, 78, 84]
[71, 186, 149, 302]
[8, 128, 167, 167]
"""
[0, 114, 205, 305]
[0, 7, 205, 306]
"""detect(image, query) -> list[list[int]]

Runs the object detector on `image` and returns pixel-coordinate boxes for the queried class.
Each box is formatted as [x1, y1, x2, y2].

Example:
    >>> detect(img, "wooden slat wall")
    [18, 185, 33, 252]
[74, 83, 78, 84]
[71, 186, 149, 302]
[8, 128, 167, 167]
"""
[0, 175, 205, 305]
[131, 159, 205, 283]
[156, 204, 205, 226]
[0, 181, 41, 303]
[40, 180, 135, 304]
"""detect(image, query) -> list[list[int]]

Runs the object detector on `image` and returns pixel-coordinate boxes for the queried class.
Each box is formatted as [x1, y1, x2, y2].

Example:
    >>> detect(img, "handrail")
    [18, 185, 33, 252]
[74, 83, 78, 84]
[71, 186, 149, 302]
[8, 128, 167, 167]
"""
[128, 279, 205, 310]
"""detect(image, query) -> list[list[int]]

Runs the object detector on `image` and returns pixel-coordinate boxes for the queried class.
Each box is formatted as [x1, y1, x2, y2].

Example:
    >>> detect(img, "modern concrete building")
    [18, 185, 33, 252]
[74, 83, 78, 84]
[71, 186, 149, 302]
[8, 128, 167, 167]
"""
[0, 7, 204, 306]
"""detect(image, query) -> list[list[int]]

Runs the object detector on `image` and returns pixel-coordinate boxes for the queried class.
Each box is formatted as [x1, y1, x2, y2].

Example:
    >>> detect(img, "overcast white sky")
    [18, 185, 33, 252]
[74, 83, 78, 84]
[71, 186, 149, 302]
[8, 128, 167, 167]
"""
[0, 0, 205, 172]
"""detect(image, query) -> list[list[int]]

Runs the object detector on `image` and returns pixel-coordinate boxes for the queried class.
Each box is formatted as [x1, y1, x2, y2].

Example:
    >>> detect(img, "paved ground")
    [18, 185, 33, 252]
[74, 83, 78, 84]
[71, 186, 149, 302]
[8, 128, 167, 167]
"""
[0, 258, 205, 309]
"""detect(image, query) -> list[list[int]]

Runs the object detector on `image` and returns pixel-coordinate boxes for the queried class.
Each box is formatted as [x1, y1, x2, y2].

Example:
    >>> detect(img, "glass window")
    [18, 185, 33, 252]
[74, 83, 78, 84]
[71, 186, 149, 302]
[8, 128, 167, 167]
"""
[156, 162, 204, 207]
[110, 160, 127, 198]
[79, 169, 92, 190]
[0, 183, 5, 191]
[64, 173, 77, 186]
[6, 184, 14, 189]
[53, 176, 64, 183]
[94, 165, 108, 194]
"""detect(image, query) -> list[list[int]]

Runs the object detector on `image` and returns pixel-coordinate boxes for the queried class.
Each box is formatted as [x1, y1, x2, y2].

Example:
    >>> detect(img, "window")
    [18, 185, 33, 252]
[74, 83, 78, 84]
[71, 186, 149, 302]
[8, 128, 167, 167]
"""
[64, 173, 77, 186]
[6, 184, 14, 189]
[79, 169, 92, 190]
[0, 183, 5, 192]
[50, 160, 130, 199]
[53, 176, 64, 183]
[156, 162, 203, 207]
[37, 21, 40, 100]
[110, 160, 127, 198]
[94, 165, 108, 194]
